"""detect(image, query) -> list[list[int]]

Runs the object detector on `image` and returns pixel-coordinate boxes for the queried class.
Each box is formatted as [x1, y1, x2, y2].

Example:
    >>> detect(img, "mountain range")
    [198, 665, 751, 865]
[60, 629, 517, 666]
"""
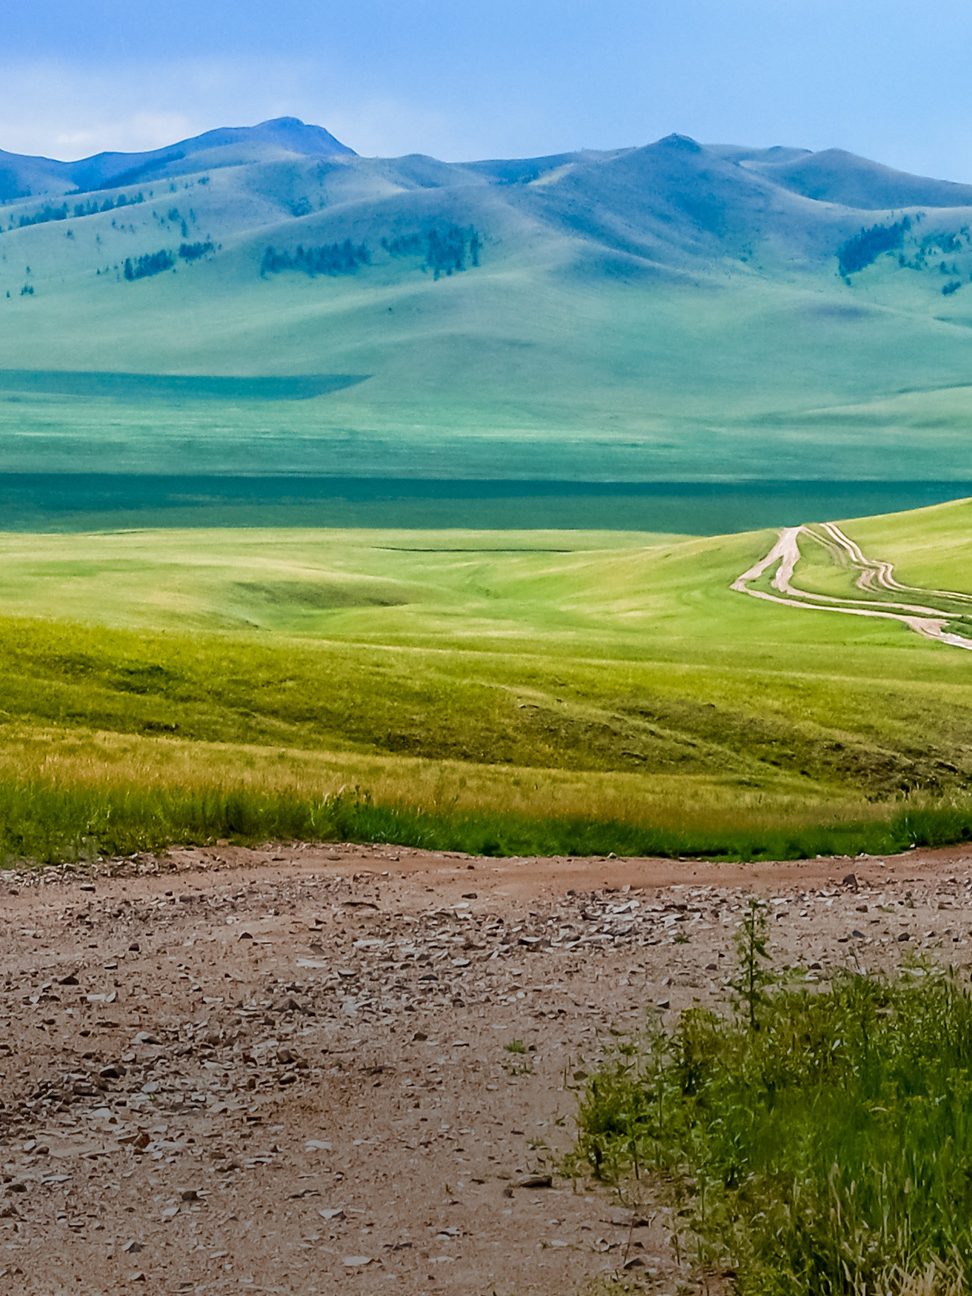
[2, 116, 972, 483]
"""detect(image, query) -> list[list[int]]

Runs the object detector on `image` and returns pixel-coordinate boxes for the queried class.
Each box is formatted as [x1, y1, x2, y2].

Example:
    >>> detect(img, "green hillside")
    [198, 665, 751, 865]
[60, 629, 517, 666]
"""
[4, 121, 972, 485]
[0, 500, 970, 862]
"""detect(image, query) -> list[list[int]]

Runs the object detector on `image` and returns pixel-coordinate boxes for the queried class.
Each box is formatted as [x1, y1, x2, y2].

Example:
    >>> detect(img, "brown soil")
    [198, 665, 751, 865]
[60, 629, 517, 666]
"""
[2, 841, 971, 1294]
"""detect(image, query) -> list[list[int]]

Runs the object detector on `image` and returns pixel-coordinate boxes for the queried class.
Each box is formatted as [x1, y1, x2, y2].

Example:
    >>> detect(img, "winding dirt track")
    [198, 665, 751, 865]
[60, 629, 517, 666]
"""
[3, 842, 972, 1294]
[733, 522, 972, 650]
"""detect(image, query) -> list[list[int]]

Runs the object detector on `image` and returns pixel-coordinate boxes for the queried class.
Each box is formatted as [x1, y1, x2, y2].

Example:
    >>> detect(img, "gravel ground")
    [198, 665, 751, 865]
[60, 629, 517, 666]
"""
[1, 841, 970, 1295]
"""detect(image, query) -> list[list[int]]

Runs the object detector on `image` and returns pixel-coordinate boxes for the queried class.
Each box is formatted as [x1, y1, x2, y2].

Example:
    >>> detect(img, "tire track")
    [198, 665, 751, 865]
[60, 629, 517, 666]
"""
[733, 524, 972, 651]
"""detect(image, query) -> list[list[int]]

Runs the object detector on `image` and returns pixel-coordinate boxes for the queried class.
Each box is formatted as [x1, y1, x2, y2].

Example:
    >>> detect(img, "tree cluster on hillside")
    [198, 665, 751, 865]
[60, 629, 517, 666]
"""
[426, 225, 482, 278]
[160, 207, 196, 239]
[837, 218, 911, 277]
[260, 227, 485, 282]
[178, 240, 215, 262]
[124, 249, 175, 281]
[903, 227, 972, 274]
[121, 239, 219, 282]
[381, 232, 424, 258]
[7, 191, 145, 233]
[260, 240, 370, 277]
[838, 216, 972, 295]
[383, 225, 483, 279]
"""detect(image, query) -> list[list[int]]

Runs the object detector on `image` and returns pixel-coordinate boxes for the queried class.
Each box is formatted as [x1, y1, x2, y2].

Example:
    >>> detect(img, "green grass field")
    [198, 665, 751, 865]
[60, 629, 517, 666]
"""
[0, 498, 970, 863]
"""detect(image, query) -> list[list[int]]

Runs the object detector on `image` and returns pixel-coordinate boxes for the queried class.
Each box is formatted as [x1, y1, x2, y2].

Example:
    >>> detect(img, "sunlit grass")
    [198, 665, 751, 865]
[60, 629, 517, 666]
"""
[0, 506, 967, 863]
[0, 720, 970, 864]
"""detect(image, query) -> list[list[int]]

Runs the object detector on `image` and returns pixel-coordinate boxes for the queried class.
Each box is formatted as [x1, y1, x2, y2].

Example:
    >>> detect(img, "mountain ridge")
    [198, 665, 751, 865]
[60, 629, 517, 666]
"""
[0, 117, 356, 200]
[4, 117, 972, 210]
[3, 117, 972, 484]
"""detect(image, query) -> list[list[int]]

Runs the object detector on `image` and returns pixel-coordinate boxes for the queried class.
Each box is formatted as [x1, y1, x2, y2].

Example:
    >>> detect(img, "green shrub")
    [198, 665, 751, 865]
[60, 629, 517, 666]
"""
[575, 948, 972, 1293]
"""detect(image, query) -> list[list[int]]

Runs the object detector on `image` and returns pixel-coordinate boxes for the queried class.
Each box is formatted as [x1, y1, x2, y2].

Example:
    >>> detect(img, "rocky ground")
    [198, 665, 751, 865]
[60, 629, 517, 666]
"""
[1, 841, 971, 1295]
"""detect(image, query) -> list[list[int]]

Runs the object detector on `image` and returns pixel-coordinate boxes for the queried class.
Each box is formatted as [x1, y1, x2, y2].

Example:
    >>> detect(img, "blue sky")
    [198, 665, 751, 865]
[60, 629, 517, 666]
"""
[3, 1, 970, 180]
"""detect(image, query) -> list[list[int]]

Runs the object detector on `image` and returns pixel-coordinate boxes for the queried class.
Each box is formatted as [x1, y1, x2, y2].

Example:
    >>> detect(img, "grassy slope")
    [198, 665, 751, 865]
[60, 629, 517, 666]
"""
[849, 496, 972, 586]
[1, 502, 971, 861]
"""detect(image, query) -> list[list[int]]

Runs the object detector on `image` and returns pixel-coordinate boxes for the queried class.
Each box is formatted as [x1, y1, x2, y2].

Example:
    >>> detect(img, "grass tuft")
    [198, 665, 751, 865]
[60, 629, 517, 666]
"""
[573, 947, 972, 1294]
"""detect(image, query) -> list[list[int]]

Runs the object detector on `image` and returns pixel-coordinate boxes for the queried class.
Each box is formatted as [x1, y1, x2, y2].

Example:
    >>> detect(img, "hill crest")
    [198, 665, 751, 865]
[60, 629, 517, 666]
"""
[0, 118, 356, 199]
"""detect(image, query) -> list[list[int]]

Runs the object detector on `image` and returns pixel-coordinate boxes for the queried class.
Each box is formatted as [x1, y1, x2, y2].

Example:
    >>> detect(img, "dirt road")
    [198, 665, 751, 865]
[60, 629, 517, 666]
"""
[2, 842, 972, 1294]
[732, 522, 972, 650]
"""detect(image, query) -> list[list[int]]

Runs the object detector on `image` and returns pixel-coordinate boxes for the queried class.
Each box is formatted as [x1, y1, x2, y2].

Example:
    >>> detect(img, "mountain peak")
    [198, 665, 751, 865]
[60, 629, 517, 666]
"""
[656, 133, 703, 154]
[245, 117, 355, 155]
[49, 117, 357, 194]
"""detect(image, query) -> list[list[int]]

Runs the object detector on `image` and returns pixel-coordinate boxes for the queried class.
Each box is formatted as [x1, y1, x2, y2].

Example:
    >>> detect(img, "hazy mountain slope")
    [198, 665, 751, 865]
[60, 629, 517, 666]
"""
[67, 117, 355, 192]
[709, 144, 813, 166]
[519, 135, 855, 272]
[0, 118, 355, 202]
[742, 148, 972, 210]
[2, 119, 972, 482]
[0, 149, 73, 202]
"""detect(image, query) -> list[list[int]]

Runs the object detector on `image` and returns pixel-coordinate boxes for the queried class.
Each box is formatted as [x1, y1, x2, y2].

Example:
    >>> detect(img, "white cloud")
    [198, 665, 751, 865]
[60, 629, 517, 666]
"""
[0, 62, 205, 158]
[0, 58, 312, 158]
[321, 99, 456, 159]
[0, 56, 470, 161]
[50, 112, 198, 158]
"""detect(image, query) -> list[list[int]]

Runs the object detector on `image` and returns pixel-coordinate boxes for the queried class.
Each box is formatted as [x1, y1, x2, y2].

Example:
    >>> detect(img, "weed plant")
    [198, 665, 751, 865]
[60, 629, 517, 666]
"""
[574, 924, 972, 1294]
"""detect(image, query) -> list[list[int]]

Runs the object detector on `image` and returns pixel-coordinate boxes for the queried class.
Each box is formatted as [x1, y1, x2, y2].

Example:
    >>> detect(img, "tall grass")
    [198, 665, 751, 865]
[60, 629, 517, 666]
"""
[574, 931, 972, 1293]
[2, 768, 972, 865]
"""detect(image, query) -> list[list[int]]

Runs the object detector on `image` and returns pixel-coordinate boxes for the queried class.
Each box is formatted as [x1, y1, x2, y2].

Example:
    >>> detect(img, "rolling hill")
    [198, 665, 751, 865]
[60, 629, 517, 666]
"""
[2, 498, 972, 860]
[3, 117, 972, 487]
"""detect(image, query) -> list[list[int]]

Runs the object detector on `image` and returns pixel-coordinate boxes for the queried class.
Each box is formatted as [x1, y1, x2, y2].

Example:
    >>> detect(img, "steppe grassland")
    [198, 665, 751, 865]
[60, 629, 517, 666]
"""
[0, 503, 971, 861]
